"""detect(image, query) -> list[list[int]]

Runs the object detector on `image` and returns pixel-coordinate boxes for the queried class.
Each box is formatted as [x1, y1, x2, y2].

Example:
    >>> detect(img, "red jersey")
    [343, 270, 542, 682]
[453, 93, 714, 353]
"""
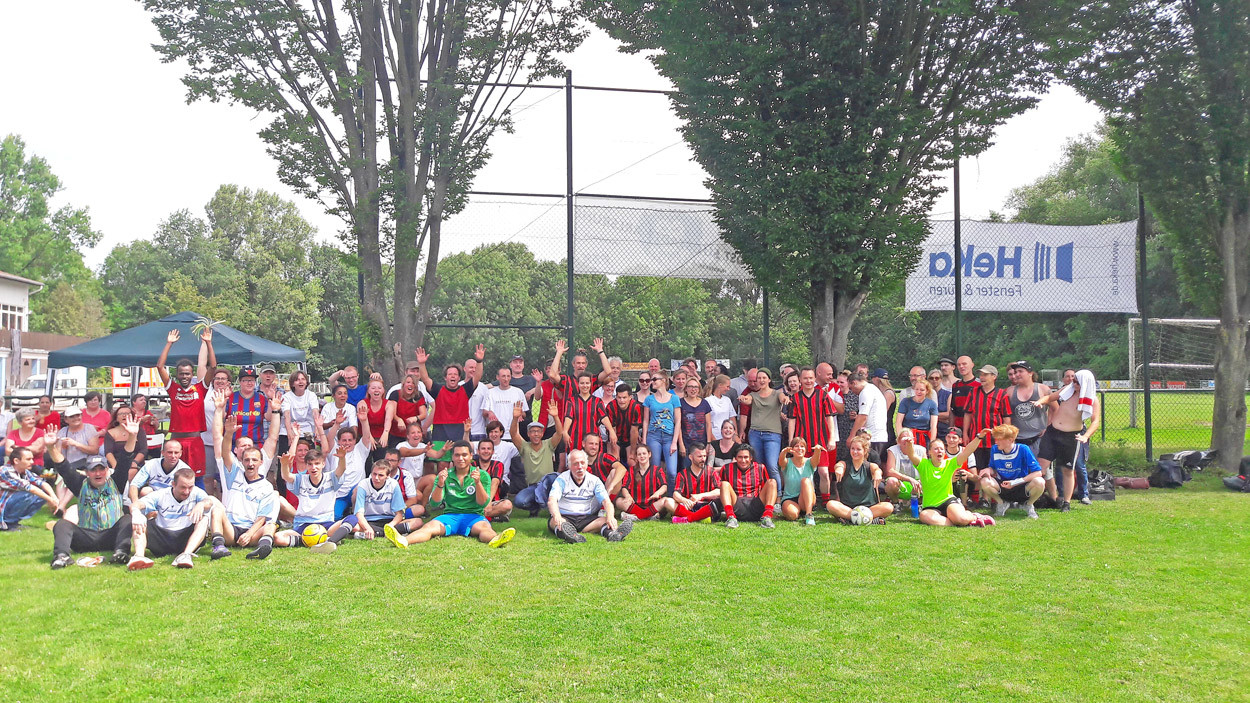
[388, 390, 426, 435]
[965, 385, 1012, 437]
[676, 465, 721, 499]
[558, 373, 599, 403]
[36, 411, 61, 432]
[623, 467, 667, 505]
[362, 398, 388, 441]
[721, 461, 769, 498]
[605, 399, 643, 446]
[587, 452, 622, 484]
[478, 459, 506, 500]
[564, 394, 607, 451]
[535, 380, 562, 426]
[430, 381, 476, 425]
[165, 379, 208, 434]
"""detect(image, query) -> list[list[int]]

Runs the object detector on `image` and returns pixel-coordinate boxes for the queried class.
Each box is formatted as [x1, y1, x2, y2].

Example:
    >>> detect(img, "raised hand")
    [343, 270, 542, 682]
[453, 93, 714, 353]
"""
[436, 467, 449, 484]
[335, 408, 346, 426]
[43, 427, 58, 446]
[166, 329, 181, 344]
[531, 368, 542, 382]
[470, 466, 481, 484]
[200, 327, 213, 343]
[271, 393, 284, 411]
[554, 339, 568, 355]
[211, 388, 226, 406]
[415, 347, 429, 365]
[474, 343, 486, 361]
[590, 338, 604, 353]
[280, 454, 293, 471]
[513, 401, 524, 420]
[123, 417, 141, 436]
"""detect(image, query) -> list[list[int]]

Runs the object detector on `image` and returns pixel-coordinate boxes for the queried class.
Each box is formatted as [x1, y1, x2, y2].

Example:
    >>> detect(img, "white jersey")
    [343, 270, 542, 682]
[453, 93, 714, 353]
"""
[705, 395, 736, 440]
[482, 385, 527, 428]
[397, 441, 427, 476]
[291, 471, 344, 524]
[396, 467, 419, 502]
[857, 383, 888, 441]
[218, 453, 278, 527]
[126, 457, 191, 505]
[468, 385, 488, 436]
[137, 486, 209, 530]
[492, 440, 518, 470]
[325, 440, 371, 498]
[549, 470, 609, 517]
[319, 402, 358, 432]
[281, 390, 321, 436]
[353, 477, 404, 521]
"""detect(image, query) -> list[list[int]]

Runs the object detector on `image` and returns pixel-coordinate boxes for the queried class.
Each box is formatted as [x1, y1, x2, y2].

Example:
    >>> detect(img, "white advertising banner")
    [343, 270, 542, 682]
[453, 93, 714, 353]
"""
[905, 220, 1138, 313]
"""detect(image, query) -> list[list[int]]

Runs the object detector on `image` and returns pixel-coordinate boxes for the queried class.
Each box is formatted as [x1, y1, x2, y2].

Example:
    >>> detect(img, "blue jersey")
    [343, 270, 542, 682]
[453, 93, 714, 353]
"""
[989, 443, 1041, 481]
[354, 477, 405, 521]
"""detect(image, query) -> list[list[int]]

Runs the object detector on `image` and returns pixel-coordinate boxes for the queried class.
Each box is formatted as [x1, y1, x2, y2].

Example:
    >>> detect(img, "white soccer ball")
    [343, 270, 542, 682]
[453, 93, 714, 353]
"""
[850, 505, 874, 526]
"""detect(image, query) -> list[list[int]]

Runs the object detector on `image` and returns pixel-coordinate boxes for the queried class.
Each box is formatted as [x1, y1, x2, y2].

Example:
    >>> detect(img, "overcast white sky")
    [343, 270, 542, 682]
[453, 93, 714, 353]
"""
[1, 2, 1103, 270]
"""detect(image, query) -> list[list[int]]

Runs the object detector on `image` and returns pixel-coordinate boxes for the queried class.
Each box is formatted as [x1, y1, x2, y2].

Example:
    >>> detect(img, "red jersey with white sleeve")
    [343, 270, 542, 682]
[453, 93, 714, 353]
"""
[165, 379, 209, 434]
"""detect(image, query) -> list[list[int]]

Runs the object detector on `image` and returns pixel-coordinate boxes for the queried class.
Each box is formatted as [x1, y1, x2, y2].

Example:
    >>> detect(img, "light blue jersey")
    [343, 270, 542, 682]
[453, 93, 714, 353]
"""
[291, 471, 344, 524]
[219, 455, 278, 528]
[354, 476, 404, 521]
[136, 487, 209, 530]
[549, 471, 608, 517]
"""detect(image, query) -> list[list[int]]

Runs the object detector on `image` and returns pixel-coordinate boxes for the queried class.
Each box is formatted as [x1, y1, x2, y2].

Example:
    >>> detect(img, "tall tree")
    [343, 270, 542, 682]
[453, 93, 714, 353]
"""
[1048, 0, 1250, 466]
[589, 1, 1048, 368]
[142, 0, 582, 383]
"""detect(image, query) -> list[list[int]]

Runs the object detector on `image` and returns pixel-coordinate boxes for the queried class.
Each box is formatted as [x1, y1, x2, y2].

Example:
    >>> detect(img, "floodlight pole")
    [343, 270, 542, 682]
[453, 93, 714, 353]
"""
[1137, 189, 1153, 461]
[953, 158, 963, 356]
[565, 69, 575, 358]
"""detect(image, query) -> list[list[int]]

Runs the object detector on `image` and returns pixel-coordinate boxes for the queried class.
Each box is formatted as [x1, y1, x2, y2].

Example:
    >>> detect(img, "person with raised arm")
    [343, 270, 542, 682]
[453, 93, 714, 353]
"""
[901, 428, 995, 527]
[46, 419, 139, 569]
[209, 389, 281, 560]
[156, 327, 215, 488]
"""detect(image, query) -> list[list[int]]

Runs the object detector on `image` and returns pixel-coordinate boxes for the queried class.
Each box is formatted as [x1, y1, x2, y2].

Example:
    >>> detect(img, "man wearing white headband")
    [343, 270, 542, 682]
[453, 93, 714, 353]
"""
[1033, 369, 1100, 512]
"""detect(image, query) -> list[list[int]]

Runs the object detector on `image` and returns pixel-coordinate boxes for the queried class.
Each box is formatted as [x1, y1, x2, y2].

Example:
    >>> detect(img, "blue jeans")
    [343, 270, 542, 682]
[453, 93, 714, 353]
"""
[1056, 442, 1090, 499]
[515, 484, 543, 513]
[749, 429, 783, 490]
[2, 490, 44, 525]
[647, 430, 678, 495]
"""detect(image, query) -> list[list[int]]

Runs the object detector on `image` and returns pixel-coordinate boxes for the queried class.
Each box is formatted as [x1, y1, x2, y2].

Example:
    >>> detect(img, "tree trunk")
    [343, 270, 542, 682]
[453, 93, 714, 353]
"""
[810, 279, 868, 371]
[1210, 200, 1250, 470]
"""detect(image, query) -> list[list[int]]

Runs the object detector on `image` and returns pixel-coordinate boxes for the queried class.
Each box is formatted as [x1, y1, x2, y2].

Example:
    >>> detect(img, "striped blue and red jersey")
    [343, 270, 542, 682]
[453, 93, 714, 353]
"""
[564, 394, 607, 451]
[228, 391, 270, 445]
[623, 466, 667, 505]
[721, 461, 769, 498]
[676, 465, 721, 499]
[791, 389, 835, 449]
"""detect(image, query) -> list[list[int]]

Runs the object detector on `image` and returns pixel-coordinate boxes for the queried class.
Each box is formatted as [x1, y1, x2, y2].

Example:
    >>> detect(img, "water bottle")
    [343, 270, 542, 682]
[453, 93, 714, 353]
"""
[910, 495, 919, 518]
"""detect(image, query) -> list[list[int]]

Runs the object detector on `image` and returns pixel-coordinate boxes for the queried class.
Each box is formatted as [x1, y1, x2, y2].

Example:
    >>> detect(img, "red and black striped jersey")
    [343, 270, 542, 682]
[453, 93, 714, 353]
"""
[950, 378, 980, 419]
[477, 460, 506, 501]
[564, 394, 607, 451]
[791, 389, 835, 449]
[559, 374, 600, 404]
[721, 461, 769, 498]
[676, 465, 722, 498]
[605, 399, 643, 444]
[623, 467, 668, 504]
[965, 385, 1012, 436]
[588, 452, 622, 484]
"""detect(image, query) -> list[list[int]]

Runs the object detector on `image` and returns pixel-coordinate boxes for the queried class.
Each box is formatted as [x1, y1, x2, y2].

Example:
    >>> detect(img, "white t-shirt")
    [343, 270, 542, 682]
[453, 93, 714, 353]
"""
[886, 444, 918, 480]
[396, 440, 427, 476]
[549, 470, 609, 517]
[492, 439, 518, 470]
[218, 453, 278, 527]
[482, 385, 527, 429]
[137, 486, 210, 530]
[705, 395, 736, 440]
[281, 390, 320, 436]
[857, 383, 888, 440]
[325, 440, 371, 498]
[200, 392, 218, 447]
[468, 385, 488, 437]
[319, 401, 359, 432]
[128, 457, 191, 503]
[823, 384, 844, 443]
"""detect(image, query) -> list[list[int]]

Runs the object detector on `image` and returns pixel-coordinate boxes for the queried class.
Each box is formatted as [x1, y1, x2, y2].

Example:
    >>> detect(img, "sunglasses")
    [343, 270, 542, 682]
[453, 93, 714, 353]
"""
[928, 375, 941, 380]
[638, 377, 651, 383]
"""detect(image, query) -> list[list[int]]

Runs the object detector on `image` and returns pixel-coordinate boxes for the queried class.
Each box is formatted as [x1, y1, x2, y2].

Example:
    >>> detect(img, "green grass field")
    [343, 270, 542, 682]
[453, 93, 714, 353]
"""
[1090, 391, 1250, 456]
[1, 474, 1248, 702]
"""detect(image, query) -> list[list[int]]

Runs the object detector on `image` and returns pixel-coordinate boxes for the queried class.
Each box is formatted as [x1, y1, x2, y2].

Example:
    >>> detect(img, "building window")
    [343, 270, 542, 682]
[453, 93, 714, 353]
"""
[0, 304, 25, 331]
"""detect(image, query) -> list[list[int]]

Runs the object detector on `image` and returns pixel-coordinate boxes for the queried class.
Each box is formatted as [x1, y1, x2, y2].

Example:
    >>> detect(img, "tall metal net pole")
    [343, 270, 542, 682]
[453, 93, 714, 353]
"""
[953, 158, 963, 356]
[1137, 189, 1153, 461]
[565, 69, 575, 357]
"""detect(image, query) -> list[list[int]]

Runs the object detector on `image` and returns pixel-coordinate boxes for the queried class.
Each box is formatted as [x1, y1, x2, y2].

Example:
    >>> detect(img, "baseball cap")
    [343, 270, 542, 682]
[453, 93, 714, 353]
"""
[239, 366, 259, 379]
[85, 456, 109, 471]
[527, 421, 545, 431]
[871, 368, 889, 379]
[257, 363, 276, 374]
[1007, 360, 1033, 372]
[511, 355, 525, 361]
[946, 427, 964, 438]
[63, 406, 82, 417]
[979, 365, 999, 376]
[939, 356, 955, 366]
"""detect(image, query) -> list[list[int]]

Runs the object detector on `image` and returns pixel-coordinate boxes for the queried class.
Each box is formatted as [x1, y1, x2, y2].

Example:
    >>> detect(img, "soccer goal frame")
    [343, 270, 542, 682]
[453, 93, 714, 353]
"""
[1126, 317, 1219, 427]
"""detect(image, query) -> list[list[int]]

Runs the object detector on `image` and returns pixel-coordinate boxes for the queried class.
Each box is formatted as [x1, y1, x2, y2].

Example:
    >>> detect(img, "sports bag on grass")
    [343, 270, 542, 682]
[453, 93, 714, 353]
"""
[1087, 470, 1116, 500]
[1148, 459, 1190, 488]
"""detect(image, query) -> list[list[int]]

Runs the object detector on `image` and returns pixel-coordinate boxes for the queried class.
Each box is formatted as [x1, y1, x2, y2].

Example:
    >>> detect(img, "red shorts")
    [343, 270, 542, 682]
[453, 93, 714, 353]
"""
[175, 435, 206, 477]
[804, 445, 832, 469]
[909, 429, 930, 448]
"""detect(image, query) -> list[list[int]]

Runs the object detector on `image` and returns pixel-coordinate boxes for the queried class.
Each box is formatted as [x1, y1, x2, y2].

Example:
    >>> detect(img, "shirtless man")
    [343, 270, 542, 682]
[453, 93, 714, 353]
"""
[1034, 370, 1101, 512]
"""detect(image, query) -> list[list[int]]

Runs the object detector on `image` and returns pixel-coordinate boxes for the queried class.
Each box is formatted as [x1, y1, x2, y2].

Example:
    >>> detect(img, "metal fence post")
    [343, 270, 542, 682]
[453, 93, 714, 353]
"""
[762, 289, 771, 370]
[565, 69, 575, 359]
[1137, 190, 1153, 461]
[953, 159, 963, 356]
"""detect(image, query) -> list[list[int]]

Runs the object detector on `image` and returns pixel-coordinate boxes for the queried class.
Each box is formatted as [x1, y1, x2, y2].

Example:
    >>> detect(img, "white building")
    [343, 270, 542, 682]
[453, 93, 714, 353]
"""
[1, 270, 88, 399]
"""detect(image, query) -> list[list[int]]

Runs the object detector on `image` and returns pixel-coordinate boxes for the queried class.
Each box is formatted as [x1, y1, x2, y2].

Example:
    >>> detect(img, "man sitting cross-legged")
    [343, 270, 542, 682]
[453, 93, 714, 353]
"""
[826, 436, 894, 524]
[406, 441, 516, 548]
[720, 444, 778, 529]
[615, 444, 675, 521]
[349, 460, 417, 548]
[900, 428, 995, 527]
[208, 390, 281, 560]
[127, 467, 217, 570]
[548, 448, 634, 543]
[979, 424, 1046, 520]
[47, 421, 139, 569]
[671, 443, 723, 524]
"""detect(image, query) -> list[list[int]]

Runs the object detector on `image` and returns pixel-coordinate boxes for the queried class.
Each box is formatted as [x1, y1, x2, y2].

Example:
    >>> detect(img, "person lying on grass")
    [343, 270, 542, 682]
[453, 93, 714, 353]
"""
[900, 429, 995, 527]
[827, 436, 894, 525]
[403, 441, 515, 548]
[548, 448, 634, 543]
[47, 420, 139, 569]
[778, 437, 823, 526]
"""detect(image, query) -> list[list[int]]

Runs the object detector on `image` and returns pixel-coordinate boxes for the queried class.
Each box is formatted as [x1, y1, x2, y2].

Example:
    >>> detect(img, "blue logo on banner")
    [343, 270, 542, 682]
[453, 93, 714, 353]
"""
[928, 242, 1075, 282]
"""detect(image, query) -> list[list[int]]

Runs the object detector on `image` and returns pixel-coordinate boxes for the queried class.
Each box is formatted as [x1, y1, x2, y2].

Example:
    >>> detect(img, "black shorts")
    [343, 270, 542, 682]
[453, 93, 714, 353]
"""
[367, 519, 392, 534]
[145, 524, 196, 557]
[1039, 429, 1080, 468]
[921, 496, 961, 518]
[550, 513, 598, 535]
[692, 500, 724, 518]
[733, 496, 766, 522]
[973, 447, 992, 473]
[996, 481, 1032, 503]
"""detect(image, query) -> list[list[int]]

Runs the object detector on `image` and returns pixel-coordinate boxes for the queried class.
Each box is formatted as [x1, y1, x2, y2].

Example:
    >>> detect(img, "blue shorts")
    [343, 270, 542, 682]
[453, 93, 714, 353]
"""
[433, 513, 486, 537]
[404, 507, 419, 520]
[293, 519, 335, 533]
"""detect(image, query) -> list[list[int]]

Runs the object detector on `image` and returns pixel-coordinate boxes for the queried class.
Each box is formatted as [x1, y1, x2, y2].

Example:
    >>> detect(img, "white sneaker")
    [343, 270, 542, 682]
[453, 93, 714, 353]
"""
[172, 553, 194, 569]
[993, 501, 1009, 517]
[310, 541, 338, 555]
[1025, 504, 1039, 520]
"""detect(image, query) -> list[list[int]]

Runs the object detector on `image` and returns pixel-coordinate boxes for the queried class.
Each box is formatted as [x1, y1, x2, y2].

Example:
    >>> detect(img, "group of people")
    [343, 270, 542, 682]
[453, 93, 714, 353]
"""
[0, 327, 1103, 570]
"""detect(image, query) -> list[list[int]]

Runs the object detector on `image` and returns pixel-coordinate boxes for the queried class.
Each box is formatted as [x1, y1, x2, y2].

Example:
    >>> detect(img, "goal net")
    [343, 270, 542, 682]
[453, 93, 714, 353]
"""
[1127, 318, 1219, 390]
